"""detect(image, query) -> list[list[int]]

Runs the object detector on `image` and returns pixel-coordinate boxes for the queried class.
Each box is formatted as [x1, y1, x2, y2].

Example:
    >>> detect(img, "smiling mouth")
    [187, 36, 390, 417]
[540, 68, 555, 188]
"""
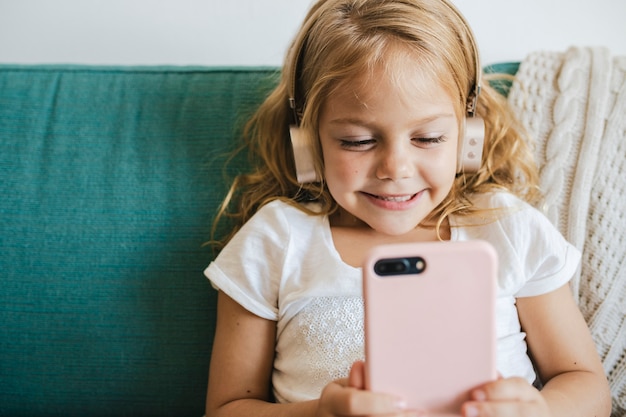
[365, 193, 417, 202]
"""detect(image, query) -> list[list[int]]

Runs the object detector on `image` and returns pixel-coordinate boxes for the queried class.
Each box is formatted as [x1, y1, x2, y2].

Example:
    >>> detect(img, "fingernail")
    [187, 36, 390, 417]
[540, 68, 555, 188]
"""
[473, 389, 486, 401]
[403, 411, 425, 417]
[394, 398, 408, 409]
[464, 404, 479, 417]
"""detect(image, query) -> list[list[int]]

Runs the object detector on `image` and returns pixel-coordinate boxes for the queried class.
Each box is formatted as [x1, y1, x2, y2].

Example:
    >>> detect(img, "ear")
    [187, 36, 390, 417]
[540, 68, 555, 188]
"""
[456, 117, 485, 173]
[289, 125, 320, 183]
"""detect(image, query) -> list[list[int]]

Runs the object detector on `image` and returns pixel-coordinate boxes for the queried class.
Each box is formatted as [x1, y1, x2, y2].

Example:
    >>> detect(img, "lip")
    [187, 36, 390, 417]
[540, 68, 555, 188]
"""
[362, 190, 423, 210]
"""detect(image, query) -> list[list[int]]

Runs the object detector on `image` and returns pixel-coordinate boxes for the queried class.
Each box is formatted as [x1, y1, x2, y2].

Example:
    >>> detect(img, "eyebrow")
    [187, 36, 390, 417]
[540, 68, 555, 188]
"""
[327, 113, 456, 126]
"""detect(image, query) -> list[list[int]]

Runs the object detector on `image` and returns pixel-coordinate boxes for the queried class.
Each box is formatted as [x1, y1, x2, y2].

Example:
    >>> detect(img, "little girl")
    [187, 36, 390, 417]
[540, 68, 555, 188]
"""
[204, 0, 611, 416]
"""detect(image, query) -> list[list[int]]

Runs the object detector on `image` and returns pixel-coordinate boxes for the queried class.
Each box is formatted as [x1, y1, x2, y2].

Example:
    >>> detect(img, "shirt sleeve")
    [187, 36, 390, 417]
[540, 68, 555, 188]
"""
[204, 201, 290, 320]
[516, 239, 580, 297]
[507, 199, 581, 298]
[467, 192, 582, 298]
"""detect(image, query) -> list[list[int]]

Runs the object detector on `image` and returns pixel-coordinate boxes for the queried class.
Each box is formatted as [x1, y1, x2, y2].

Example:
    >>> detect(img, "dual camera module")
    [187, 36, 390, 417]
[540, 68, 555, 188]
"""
[374, 256, 427, 276]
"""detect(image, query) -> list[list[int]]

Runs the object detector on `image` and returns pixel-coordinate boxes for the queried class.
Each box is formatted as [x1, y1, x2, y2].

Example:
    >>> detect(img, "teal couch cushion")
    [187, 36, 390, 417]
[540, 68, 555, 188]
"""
[0, 65, 278, 417]
[0, 63, 517, 416]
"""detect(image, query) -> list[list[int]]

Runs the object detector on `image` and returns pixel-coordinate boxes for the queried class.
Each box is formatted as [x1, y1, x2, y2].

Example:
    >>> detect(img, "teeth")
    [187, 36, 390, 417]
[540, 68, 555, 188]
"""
[378, 195, 413, 202]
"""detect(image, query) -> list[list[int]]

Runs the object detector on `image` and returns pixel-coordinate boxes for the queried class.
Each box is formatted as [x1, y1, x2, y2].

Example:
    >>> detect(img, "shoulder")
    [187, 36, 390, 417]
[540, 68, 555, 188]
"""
[226, 199, 325, 253]
[466, 191, 571, 251]
[206, 200, 326, 319]
[457, 191, 581, 296]
[468, 191, 553, 230]
[243, 199, 317, 232]
[470, 191, 532, 212]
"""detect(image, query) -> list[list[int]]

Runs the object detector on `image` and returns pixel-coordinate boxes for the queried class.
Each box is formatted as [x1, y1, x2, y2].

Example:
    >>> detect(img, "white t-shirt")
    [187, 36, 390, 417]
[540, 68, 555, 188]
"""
[204, 191, 580, 403]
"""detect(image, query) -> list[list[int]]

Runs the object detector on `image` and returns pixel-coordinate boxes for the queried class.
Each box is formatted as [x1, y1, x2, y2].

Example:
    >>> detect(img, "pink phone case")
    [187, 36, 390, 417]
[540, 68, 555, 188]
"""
[363, 240, 498, 416]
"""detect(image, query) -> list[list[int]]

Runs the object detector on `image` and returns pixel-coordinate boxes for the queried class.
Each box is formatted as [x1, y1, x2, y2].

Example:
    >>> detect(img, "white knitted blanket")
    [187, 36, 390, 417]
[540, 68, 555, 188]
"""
[508, 46, 626, 416]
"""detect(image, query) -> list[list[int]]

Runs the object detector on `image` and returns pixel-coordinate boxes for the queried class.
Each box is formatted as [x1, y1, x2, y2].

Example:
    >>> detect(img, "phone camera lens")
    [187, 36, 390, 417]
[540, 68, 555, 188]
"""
[374, 259, 410, 276]
[374, 257, 426, 276]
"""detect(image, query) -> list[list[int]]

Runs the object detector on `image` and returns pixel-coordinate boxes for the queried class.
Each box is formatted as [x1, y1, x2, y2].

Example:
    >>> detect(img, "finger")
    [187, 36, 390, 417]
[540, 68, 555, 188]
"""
[333, 377, 349, 388]
[463, 377, 548, 417]
[338, 389, 408, 415]
[348, 360, 366, 389]
[470, 377, 540, 402]
[463, 398, 548, 417]
[323, 381, 409, 416]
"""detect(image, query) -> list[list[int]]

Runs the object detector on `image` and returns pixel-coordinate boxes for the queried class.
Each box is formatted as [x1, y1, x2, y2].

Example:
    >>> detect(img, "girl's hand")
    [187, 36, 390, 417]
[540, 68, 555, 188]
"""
[462, 377, 550, 417]
[316, 361, 422, 417]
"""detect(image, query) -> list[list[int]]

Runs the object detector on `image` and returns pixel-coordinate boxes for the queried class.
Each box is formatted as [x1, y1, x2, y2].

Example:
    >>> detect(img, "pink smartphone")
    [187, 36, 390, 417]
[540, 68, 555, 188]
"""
[362, 240, 498, 416]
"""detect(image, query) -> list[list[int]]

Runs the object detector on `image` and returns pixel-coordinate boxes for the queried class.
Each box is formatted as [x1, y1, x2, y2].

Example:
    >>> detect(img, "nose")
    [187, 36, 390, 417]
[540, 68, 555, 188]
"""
[375, 143, 415, 181]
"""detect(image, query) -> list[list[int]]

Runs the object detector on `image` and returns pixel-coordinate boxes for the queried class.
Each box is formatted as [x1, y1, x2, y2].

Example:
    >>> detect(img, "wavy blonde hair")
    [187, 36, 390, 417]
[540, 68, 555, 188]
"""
[211, 0, 540, 250]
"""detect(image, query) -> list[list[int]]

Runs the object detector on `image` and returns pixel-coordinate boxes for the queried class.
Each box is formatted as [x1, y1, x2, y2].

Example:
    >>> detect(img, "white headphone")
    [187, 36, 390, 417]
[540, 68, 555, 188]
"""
[287, 0, 485, 183]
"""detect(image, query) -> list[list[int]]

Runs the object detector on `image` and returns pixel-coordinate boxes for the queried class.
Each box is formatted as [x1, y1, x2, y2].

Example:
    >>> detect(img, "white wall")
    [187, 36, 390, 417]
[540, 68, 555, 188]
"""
[0, 0, 624, 67]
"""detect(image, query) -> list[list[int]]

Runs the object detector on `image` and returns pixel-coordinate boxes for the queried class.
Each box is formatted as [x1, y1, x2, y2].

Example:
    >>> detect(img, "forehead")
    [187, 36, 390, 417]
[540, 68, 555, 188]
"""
[327, 56, 456, 114]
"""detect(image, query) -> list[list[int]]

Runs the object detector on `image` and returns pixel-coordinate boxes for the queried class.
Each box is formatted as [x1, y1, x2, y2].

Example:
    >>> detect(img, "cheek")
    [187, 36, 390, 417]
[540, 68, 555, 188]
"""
[324, 154, 360, 186]
[421, 144, 458, 185]
[427, 142, 457, 168]
[321, 151, 367, 198]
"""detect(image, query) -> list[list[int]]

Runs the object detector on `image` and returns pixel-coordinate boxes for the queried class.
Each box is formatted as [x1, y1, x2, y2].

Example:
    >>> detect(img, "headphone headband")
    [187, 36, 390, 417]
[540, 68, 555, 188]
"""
[287, 1, 327, 123]
[287, 0, 482, 121]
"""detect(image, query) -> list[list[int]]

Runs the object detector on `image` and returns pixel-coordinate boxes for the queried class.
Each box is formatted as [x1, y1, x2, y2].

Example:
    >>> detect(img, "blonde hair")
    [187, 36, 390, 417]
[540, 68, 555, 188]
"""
[211, 0, 540, 249]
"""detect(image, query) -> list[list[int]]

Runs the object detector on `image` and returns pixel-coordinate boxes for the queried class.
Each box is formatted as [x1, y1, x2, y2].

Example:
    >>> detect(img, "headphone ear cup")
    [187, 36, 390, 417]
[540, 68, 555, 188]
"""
[457, 117, 485, 173]
[289, 125, 320, 183]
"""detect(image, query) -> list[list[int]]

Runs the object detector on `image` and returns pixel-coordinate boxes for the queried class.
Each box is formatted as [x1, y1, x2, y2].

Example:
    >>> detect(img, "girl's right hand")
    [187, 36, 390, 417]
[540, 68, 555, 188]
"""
[316, 361, 423, 417]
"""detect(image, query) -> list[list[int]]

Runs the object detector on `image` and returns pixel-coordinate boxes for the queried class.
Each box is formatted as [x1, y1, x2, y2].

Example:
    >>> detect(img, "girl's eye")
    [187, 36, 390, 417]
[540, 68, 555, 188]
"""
[415, 135, 446, 145]
[339, 138, 376, 150]
[338, 135, 446, 150]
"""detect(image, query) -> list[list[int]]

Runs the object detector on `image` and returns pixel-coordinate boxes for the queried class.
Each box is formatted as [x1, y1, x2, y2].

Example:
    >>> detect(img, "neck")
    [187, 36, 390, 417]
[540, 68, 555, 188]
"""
[329, 215, 450, 268]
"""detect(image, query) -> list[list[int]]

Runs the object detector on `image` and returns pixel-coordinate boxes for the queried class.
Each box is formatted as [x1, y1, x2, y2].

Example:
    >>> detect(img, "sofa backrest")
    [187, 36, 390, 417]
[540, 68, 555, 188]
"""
[0, 65, 278, 417]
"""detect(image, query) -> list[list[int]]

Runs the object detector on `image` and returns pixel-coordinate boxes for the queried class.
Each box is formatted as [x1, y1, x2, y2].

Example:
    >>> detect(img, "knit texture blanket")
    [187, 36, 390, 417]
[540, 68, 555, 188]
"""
[508, 46, 626, 416]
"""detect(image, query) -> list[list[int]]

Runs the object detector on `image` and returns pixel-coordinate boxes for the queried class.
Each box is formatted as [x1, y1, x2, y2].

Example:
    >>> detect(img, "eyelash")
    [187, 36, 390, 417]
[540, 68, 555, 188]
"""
[419, 135, 446, 144]
[340, 139, 375, 149]
[339, 136, 446, 149]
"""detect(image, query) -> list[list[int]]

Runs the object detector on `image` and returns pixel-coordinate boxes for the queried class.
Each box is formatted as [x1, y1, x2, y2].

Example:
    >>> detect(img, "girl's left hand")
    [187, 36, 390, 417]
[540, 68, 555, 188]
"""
[462, 377, 550, 417]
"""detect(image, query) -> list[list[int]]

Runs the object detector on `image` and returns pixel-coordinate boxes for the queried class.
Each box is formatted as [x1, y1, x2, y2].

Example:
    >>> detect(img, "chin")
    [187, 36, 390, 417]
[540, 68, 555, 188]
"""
[369, 222, 419, 237]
